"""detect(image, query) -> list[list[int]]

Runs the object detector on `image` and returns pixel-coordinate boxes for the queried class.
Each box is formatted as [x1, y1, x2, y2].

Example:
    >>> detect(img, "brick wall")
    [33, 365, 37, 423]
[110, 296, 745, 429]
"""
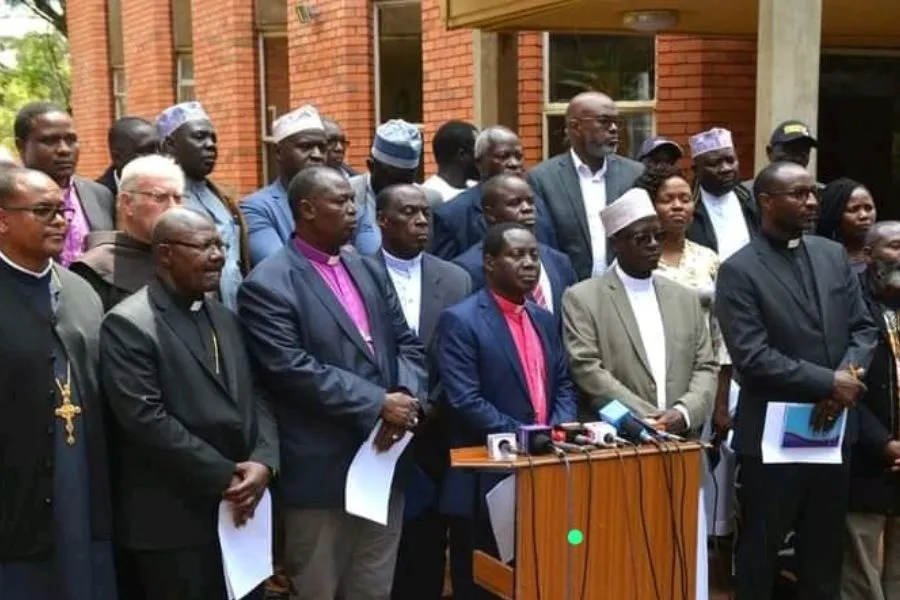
[288, 1, 374, 171]
[656, 35, 757, 179]
[121, 0, 174, 121]
[192, 0, 261, 198]
[517, 32, 543, 168]
[68, 0, 114, 178]
[421, 0, 473, 176]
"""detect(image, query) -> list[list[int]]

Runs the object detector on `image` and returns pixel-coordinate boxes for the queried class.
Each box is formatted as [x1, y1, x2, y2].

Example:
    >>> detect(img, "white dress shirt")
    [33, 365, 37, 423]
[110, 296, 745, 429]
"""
[699, 187, 751, 261]
[422, 175, 476, 202]
[571, 149, 608, 276]
[383, 249, 423, 334]
[537, 260, 553, 313]
[616, 265, 692, 427]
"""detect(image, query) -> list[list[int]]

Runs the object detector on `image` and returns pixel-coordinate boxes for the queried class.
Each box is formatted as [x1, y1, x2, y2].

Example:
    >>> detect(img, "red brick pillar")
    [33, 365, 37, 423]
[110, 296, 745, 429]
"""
[68, 0, 114, 178]
[288, 1, 374, 170]
[192, 0, 261, 197]
[121, 0, 174, 120]
[656, 35, 757, 179]
[517, 32, 543, 168]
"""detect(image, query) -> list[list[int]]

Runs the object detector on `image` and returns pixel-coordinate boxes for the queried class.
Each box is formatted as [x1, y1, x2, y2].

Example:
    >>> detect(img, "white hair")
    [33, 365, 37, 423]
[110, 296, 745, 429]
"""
[119, 154, 185, 195]
[473, 125, 519, 160]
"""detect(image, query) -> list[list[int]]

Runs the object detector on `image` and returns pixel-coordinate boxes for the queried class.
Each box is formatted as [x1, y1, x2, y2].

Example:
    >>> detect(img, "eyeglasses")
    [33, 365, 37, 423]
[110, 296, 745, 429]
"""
[1, 204, 74, 223]
[161, 239, 226, 253]
[577, 116, 624, 131]
[131, 190, 183, 203]
[629, 230, 667, 246]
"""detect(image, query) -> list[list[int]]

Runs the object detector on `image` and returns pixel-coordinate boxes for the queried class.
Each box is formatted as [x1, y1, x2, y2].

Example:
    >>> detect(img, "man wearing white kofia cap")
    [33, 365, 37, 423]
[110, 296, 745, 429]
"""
[687, 127, 758, 261]
[349, 119, 442, 255]
[562, 187, 718, 600]
[240, 105, 328, 266]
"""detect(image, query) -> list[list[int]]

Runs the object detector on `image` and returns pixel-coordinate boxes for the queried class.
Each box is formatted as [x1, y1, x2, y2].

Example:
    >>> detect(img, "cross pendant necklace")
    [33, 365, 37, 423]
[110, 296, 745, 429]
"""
[54, 361, 81, 446]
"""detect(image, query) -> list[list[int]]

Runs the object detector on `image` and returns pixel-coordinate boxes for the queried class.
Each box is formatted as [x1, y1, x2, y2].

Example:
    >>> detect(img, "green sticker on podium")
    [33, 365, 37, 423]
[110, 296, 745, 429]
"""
[567, 529, 584, 545]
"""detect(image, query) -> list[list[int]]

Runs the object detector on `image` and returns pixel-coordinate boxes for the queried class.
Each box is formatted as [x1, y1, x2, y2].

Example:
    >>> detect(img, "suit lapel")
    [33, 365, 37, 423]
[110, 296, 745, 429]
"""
[72, 177, 104, 230]
[807, 239, 831, 328]
[754, 242, 820, 322]
[556, 154, 591, 246]
[419, 255, 443, 344]
[606, 271, 653, 377]
[479, 292, 530, 398]
[51, 269, 85, 391]
[690, 196, 720, 252]
[654, 278, 678, 383]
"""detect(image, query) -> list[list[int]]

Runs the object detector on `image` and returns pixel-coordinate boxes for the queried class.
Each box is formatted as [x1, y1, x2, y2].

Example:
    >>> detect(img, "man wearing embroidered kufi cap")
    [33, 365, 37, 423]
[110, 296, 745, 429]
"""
[348, 119, 443, 255]
[562, 186, 718, 600]
[687, 127, 758, 261]
[156, 101, 248, 311]
[240, 105, 327, 266]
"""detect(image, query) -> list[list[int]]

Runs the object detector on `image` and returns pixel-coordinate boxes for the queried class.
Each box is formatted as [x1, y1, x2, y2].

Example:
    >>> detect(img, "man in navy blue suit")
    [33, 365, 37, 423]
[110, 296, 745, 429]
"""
[431, 126, 557, 260]
[453, 173, 575, 318]
[436, 222, 578, 599]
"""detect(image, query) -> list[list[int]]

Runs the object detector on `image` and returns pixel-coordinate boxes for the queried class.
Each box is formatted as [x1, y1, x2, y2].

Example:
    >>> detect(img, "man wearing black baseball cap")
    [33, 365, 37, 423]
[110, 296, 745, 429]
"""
[767, 119, 817, 168]
[637, 135, 683, 167]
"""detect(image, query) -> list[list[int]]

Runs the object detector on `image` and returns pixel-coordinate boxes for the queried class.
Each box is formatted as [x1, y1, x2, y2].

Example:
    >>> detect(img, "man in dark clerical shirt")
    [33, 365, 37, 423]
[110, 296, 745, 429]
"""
[96, 117, 160, 197]
[0, 166, 116, 599]
[100, 208, 279, 600]
[72, 154, 183, 311]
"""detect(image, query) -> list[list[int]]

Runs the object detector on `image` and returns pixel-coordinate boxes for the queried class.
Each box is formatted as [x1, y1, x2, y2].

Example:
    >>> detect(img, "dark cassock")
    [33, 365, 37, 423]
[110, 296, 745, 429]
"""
[70, 231, 155, 312]
[0, 252, 116, 600]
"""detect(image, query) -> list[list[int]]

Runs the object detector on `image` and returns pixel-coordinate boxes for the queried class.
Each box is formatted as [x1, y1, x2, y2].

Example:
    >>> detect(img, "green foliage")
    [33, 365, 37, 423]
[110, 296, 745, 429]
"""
[0, 31, 70, 151]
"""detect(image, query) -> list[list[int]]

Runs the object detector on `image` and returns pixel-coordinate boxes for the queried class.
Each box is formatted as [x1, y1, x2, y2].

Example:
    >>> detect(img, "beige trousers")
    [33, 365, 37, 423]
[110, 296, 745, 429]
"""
[841, 512, 900, 600]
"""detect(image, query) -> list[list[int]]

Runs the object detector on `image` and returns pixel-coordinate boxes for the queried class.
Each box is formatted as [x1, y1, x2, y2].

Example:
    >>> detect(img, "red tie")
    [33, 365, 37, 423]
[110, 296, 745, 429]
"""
[531, 283, 548, 309]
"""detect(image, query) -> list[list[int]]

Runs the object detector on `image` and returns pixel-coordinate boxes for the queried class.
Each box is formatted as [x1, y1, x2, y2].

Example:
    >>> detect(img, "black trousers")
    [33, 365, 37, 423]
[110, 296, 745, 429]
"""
[391, 508, 448, 600]
[127, 542, 265, 600]
[735, 456, 849, 600]
[446, 516, 502, 600]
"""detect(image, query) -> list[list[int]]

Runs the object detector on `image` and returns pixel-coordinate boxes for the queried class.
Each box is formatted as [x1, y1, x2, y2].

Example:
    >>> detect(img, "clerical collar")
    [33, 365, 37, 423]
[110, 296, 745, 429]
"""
[383, 249, 422, 274]
[156, 277, 206, 312]
[0, 247, 52, 279]
[615, 263, 654, 292]
[294, 236, 341, 266]
[762, 230, 802, 250]
[491, 290, 527, 315]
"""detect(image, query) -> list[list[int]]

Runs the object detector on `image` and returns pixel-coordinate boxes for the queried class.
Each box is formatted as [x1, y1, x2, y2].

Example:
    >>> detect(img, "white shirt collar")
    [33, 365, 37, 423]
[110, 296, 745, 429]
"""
[615, 263, 654, 293]
[699, 186, 736, 204]
[0, 248, 52, 278]
[570, 148, 607, 180]
[383, 249, 423, 274]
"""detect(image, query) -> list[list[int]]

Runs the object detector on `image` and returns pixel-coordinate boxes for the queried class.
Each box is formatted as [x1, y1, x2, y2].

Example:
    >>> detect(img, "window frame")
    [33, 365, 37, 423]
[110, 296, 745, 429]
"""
[112, 65, 126, 119]
[541, 32, 657, 160]
[175, 50, 195, 103]
[258, 31, 288, 184]
[373, 0, 424, 128]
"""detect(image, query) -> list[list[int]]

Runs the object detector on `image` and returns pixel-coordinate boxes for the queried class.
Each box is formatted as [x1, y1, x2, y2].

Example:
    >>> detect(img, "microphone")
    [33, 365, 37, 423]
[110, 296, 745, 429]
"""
[487, 432, 518, 459]
[582, 421, 619, 447]
[517, 425, 555, 455]
[598, 399, 654, 444]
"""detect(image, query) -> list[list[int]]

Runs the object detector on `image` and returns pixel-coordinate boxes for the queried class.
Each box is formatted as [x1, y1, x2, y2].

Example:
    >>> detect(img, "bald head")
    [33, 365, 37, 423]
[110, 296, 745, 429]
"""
[565, 91, 619, 163]
[151, 207, 214, 247]
[481, 173, 536, 229]
[565, 91, 615, 120]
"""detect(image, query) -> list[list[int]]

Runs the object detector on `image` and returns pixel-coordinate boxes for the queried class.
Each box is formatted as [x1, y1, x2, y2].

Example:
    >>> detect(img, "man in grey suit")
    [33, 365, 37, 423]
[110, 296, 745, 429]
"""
[15, 101, 116, 266]
[100, 208, 279, 600]
[349, 119, 442, 255]
[528, 91, 644, 281]
[366, 183, 471, 600]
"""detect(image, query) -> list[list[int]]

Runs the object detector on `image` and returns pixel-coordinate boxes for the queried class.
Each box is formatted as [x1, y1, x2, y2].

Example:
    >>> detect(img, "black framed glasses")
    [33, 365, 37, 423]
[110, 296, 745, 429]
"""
[629, 230, 667, 246]
[161, 239, 226, 253]
[2, 204, 74, 223]
[577, 116, 624, 130]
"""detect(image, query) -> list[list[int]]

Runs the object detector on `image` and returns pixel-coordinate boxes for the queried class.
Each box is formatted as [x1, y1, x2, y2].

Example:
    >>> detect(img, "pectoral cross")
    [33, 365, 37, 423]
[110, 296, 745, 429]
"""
[54, 363, 81, 446]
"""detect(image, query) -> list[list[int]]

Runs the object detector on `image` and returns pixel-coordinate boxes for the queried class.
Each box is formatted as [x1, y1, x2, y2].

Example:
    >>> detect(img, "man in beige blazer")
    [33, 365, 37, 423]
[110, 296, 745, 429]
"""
[562, 187, 718, 433]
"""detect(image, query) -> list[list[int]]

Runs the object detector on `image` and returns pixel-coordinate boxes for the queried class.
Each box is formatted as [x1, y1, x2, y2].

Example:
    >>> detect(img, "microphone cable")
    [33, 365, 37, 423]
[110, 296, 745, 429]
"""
[526, 455, 544, 600]
[578, 447, 595, 600]
[661, 438, 690, 600]
[614, 445, 640, 600]
[560, 450, 575, 600]
[633, 444, 664, 600]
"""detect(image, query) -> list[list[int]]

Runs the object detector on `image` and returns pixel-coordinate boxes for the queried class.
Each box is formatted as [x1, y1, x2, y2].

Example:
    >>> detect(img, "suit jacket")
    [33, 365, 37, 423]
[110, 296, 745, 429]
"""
[452, 240, 576, 319]
[240, 178, 291, 267]
[100, 280, 279, 549]
[687, 183, 759, 254]
[527, 152, 644, 281]
[715, 235, 878, 456]
[73, 175, 116, 232]
[0, 265, 111, 559]
[238, 243, 428, 509]
[349, 174, 443, 256]
[70, 231, 155, 312]
[96, 165, 118, 197]
[436, 288, 578, 515]
[430, 184, 558, 261]
[562, 268, 718, 427]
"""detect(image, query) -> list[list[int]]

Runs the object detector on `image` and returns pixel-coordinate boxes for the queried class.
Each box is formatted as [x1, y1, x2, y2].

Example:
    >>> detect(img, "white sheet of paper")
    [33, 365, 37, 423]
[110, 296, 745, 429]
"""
[345, 420, 413, 525]
[486, 475, 516, 564]
[761, 402, 846, 464]
[217, 489, 274, 600]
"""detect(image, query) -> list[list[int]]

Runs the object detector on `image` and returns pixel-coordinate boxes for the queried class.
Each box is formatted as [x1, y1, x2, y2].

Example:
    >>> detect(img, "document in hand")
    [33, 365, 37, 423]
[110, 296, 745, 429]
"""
[217, 489, 274, 600]
[345, 420, 413, 525]
[761, 403, 847, 464]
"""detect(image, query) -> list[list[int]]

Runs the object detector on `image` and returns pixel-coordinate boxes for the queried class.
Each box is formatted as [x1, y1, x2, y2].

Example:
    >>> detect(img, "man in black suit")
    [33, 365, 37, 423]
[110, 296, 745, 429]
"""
[96, 117, 160, 197]
[15, 102, 116, 266]
[238, 166, 427, 600]
[366, 183, 472, 600]
[527, 91, 644, 281]
[0, 166, 116, 600]
[323, 118, 358, 178]
[431, 125, 557, 260]
[100, 208, 279, 600]
[716, 161, 878, 600]
[453, 173, 575, 315]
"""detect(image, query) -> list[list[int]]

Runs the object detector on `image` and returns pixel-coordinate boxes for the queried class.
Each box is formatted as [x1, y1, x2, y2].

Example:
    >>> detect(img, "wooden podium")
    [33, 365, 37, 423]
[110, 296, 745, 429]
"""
[450, 442, 704, 600]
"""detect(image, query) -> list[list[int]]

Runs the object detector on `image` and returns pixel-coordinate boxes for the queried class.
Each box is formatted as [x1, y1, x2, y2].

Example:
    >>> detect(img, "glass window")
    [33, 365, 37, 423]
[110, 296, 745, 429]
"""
[176, 53, 195, 103]
[374, 1, 423, 125]
[112, 67, 126, 119]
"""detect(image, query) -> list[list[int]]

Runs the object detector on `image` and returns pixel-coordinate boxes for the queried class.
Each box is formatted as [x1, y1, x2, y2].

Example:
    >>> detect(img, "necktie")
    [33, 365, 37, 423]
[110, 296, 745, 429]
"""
[531, 282, 548, 309]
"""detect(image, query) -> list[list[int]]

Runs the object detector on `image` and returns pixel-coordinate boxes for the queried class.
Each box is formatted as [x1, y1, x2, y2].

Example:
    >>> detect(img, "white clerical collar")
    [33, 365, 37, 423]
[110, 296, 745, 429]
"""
[0, 248, 52, 278]
[383, 249, 423, 274]
[787, 238, 801, 249]
[570, 148, 607, 179]
[615, 263, 654, 293]
[189, 300, 203, 312]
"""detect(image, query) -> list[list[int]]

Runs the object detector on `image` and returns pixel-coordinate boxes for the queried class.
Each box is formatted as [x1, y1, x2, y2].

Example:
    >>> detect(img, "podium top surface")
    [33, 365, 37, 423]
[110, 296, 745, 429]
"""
[450, 440, 705, 470]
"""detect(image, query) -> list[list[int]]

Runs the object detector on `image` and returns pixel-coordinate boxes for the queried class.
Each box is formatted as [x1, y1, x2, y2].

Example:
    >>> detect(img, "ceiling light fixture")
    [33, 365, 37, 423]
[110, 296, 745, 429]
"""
[622, 10, 679, 33]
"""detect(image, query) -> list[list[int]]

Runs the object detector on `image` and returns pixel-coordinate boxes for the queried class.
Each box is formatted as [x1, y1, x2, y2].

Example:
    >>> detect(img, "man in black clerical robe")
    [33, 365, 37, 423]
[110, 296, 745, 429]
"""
[0, 166, 117, 599]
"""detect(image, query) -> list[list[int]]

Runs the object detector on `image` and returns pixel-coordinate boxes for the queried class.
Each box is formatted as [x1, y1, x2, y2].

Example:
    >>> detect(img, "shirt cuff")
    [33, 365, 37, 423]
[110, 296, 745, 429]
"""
[674, 404, 691, 429]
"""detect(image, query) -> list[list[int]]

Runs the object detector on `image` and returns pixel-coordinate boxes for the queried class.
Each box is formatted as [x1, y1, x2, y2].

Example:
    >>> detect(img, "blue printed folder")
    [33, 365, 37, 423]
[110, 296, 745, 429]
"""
[781, 404, 844, 448]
